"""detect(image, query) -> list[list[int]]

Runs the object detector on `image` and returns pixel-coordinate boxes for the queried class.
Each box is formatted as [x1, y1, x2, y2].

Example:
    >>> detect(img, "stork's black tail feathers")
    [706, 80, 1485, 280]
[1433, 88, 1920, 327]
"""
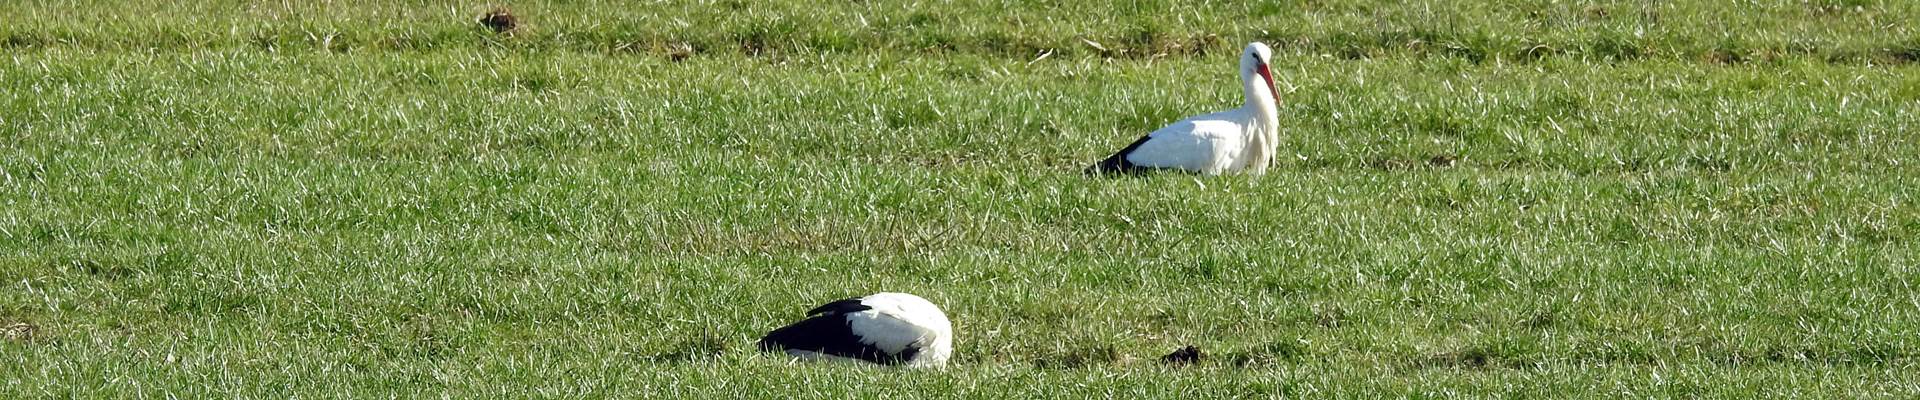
[1084, 135, 1155, 175]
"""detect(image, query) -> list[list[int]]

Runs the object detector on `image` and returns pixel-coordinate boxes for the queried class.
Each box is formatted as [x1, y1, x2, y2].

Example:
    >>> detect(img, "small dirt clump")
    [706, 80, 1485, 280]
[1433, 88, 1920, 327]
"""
[479, 7, 519, 34]
[1160, 345, 1204, 365]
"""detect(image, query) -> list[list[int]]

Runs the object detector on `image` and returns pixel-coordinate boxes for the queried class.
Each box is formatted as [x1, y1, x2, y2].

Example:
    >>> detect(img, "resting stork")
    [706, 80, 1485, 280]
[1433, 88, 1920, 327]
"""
[1088, 42, 1283, 175]
[758, 292, 954, 368]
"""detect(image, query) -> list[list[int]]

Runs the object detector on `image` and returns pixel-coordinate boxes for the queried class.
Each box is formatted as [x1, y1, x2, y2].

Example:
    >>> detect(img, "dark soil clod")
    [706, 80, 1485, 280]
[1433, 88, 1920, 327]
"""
[1160, 345, 1204, 365]
[666, 42, 695, 62]
[479, 7, 518, 34]
[4, 322, 38, 342]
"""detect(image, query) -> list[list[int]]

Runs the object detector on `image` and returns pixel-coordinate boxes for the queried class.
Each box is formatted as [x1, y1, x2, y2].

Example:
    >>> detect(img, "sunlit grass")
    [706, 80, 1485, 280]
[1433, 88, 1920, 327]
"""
[1, 1, 1917, 398]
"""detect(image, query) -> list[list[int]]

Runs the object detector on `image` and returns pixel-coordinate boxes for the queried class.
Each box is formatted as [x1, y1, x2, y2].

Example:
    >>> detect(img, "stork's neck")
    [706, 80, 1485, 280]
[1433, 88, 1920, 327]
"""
[1242, 79, 1279, 126]
[1240, 73, 1280, 173]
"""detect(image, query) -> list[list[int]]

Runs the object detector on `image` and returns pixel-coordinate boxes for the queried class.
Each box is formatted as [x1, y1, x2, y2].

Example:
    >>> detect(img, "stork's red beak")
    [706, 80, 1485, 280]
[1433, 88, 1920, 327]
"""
[1256, 63, 1279, 104]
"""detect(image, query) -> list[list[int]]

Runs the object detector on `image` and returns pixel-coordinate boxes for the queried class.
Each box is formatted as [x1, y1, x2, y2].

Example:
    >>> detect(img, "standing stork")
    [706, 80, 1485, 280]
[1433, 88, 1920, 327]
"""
[1088, 42, 1283, 175]
[758, 292, 954, 368]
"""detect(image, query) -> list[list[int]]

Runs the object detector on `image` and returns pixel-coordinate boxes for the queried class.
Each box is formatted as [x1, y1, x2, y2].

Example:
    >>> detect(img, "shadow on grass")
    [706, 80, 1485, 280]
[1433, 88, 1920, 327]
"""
[1032, 345, 1128, 369]
[640, 334, 730, 363]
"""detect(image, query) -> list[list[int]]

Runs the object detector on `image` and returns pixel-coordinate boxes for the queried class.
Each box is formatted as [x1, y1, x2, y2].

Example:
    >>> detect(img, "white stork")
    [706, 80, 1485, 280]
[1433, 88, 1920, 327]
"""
[758, 292, 954, 368]
[1088, 42, 1283, 175]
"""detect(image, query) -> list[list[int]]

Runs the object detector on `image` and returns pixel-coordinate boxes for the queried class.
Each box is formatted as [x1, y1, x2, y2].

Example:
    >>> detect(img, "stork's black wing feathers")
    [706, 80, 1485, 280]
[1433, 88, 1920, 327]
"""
[1085, 135, 1158, 175]
[806, 298, 871, 316]
[758, 314, 909, 365]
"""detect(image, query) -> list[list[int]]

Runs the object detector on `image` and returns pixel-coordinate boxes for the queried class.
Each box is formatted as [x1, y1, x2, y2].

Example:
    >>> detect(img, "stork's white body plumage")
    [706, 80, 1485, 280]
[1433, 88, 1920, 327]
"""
[1123, 109, 1267, 174]
[759, 292, 954, 368]
[1090, 42, 1283, 175]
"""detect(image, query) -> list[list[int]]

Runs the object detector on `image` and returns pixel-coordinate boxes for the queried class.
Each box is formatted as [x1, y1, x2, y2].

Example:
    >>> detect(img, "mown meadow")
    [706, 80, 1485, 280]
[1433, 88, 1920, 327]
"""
[2, 0, 1918, 397]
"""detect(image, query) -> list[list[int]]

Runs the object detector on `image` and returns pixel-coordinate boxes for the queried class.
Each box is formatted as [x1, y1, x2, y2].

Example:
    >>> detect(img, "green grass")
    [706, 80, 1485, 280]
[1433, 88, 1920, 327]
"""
[2, 1, 1918, 398]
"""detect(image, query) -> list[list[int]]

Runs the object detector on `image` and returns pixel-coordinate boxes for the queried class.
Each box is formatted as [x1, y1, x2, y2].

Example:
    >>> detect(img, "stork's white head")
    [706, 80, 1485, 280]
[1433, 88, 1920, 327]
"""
[1240, 42, 1273, 75]
[1239, 42, 1279, 107]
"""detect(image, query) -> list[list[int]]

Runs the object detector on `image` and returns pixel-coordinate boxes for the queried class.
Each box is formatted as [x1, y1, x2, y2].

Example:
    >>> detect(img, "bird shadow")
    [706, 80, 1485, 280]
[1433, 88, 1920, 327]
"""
[638, 335, 730, 363]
